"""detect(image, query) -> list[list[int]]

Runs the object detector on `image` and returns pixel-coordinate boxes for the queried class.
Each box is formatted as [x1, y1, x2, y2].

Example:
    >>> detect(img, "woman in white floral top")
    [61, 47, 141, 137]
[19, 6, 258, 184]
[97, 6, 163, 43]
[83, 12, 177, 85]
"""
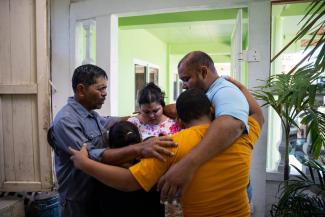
[128, 82, 180, 140]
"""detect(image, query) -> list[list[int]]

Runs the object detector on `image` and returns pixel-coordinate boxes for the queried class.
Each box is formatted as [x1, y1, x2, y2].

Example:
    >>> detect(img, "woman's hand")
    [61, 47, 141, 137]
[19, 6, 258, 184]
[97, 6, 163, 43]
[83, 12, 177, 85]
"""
[69, 144, 90, 170]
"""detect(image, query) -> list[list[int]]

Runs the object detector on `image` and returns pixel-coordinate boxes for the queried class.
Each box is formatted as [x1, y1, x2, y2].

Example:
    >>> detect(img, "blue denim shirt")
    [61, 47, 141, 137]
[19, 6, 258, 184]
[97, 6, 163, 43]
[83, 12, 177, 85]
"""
[52, 97, 119, 203]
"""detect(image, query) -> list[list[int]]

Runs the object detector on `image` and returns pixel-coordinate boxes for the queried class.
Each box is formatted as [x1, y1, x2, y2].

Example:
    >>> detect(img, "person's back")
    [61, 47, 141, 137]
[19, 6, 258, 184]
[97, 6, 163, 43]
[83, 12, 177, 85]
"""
[169, 117, 259, 216]
[96, 121, 164, 217]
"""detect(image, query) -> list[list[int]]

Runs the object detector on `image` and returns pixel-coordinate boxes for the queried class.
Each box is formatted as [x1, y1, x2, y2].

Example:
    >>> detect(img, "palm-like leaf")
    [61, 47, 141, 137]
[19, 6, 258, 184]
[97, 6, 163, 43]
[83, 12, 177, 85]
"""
[270, 159, 325, 217]
[271, 0, 325, 73]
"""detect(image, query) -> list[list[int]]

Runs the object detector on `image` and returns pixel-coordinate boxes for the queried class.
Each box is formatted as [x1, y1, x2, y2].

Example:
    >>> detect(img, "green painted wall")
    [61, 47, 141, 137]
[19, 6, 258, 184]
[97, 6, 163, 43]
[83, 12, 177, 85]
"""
[169, 42, 230, 55]
[119, 8, 248, 28]
[118, 29, 168, 116]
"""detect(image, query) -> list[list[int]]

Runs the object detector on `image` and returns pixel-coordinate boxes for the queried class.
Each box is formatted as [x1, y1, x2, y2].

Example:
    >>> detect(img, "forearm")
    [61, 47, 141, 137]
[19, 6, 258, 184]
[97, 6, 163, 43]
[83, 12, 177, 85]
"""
[181, 116, 244, 169]
[101, 144, 141, 165]
[163, 103, 176, 119]
[81, 158, 141, 191]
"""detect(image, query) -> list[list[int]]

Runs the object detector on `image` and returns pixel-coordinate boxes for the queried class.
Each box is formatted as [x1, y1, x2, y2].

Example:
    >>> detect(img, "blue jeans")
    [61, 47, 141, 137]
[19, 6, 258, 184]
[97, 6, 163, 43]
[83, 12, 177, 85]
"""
[247, 180, 252, 202]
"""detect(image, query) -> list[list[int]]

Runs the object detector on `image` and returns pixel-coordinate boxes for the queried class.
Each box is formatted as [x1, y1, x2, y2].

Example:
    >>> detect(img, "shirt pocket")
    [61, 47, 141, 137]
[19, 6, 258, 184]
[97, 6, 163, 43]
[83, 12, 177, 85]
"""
[84, 129, 102, 143]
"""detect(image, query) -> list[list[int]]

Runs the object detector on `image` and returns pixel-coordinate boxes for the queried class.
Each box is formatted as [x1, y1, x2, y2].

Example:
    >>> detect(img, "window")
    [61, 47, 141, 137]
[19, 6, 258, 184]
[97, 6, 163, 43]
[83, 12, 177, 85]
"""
[135, 64, 147, 111]
[134, 60, 159, 111]
[149, 67, 159, 84]
[173, 73, 183, 102]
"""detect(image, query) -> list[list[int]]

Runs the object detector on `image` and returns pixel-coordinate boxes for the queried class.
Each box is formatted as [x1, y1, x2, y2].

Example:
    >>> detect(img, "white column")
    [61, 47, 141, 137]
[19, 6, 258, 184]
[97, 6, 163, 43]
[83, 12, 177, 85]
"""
[247, 1, 270, 216]
[96, 15, 118, 116]
[50, 0, 72, 116]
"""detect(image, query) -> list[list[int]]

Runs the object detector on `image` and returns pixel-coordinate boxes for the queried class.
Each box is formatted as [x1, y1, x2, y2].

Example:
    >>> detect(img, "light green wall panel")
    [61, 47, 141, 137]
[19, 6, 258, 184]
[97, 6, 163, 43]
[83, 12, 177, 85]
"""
[118, 29, 168, 116]
[170, 42, 230, 55]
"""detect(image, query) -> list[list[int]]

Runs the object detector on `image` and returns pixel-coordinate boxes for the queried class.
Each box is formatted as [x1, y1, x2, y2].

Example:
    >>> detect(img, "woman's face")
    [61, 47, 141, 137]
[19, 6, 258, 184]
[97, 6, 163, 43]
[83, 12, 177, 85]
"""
[139, 102, 163, 125]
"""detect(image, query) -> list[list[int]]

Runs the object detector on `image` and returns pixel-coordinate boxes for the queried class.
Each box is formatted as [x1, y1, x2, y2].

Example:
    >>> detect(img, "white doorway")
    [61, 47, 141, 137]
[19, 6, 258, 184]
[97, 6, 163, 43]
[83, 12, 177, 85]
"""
[52, 0, 271, 215]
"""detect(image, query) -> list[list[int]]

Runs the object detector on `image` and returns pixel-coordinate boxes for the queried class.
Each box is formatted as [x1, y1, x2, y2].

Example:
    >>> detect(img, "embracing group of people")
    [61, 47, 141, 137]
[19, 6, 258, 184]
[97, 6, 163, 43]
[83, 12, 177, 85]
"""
[49, 50, 264, 217]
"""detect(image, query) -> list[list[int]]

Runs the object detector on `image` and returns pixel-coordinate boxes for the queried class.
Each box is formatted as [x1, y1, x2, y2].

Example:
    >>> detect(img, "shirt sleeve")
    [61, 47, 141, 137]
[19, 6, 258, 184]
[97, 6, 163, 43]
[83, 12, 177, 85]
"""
[53, 116, 105, 161]
[100, 116, 121, 129]
[211, 86, 249, 132]
[247, 116, 261, 145]
[129, 148, 177, 191]
[127, 116, 140, 126]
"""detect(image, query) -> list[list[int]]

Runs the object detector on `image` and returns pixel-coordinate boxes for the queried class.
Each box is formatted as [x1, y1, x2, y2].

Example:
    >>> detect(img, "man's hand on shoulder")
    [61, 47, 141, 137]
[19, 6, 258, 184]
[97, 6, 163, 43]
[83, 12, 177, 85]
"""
[137, 136, 177, 162]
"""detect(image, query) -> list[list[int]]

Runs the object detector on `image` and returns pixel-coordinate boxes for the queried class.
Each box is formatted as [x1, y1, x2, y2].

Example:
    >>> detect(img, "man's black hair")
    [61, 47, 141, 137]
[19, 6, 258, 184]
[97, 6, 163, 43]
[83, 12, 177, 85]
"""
[138, 82, 165, 107]
[176, 88, 212, 124]
[108, 121, 141, 148]
[72, 64, 108, 93]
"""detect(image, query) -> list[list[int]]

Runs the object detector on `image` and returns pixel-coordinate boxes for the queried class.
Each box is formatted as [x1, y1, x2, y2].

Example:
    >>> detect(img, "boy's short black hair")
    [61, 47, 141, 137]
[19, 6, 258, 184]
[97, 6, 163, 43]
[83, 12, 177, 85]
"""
[176, 88, 212, 124]
[72, 64, 108, 93]
[108, 121, 141, 148]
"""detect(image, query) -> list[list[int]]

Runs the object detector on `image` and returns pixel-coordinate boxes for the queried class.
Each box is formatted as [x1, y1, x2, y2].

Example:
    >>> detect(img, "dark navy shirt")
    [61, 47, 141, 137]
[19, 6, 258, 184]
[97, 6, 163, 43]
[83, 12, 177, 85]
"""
[52, 97, 119, 203]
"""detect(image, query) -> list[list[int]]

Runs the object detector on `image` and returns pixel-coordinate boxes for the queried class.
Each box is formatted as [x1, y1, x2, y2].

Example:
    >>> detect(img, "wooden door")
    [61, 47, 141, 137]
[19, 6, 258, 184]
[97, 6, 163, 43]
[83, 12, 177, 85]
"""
[0, 0, 53, 192]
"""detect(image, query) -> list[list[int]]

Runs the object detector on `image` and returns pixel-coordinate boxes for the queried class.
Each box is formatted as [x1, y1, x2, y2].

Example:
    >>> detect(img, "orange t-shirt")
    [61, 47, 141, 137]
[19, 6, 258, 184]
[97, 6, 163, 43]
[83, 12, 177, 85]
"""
[129, 117, 261, 217]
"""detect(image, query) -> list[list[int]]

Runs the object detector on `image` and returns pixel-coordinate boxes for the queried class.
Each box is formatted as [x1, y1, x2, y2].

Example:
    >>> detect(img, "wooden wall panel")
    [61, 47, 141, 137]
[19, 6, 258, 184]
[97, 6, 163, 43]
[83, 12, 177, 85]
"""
[12, 96, 38, 181]
[0, 0, 52, 192]
[0, 0, 11, 84]
[2, 96, 15, 182]
[10, 0, 36, 84]
[0, 97, 4, 186]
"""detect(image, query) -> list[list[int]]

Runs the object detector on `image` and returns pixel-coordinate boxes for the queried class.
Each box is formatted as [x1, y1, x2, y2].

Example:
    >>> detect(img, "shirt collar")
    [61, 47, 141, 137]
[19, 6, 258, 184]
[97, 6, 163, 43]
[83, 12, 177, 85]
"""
[207, 76, 225, 93]
[67, 97, 94, 118]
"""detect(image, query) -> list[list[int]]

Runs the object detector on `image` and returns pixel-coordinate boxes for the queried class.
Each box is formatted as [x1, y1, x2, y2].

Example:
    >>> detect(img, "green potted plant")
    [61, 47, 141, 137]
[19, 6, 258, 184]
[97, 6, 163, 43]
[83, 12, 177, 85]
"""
[270, 158, 325, 217]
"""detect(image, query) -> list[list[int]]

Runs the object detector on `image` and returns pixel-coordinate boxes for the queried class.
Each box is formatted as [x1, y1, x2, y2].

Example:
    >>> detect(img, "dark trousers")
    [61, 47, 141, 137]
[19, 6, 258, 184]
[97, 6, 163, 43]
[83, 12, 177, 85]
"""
[95, 181, 164, 217]
[60, 198, 101, 217]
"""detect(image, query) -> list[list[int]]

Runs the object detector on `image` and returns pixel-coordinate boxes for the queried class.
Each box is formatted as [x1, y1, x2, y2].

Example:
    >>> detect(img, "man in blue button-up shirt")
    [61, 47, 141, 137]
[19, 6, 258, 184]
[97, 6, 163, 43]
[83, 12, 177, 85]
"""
[50, 64, 175, 217]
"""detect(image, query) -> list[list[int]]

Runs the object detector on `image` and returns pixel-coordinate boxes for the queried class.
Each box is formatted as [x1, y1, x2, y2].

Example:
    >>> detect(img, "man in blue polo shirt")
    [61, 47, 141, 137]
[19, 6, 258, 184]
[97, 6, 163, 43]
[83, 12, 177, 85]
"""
[158, 51, 254, 203]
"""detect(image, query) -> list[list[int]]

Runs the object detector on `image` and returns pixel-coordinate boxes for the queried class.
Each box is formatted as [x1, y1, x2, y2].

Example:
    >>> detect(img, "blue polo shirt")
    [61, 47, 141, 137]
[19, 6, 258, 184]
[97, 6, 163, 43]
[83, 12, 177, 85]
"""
[206, 77, 249, 132]
[52, 97, 119, 203]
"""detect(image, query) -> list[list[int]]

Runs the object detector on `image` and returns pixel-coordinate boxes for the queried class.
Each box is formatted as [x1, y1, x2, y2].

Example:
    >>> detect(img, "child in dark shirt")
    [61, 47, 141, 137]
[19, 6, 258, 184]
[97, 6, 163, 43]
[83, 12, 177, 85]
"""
[96, 121, 164, 217]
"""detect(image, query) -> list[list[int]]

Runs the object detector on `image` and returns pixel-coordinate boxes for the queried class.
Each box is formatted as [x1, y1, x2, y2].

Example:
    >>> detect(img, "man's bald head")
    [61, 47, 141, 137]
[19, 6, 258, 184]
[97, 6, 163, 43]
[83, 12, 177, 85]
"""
[178, 51, 219, 91]
[178, 51, 217, 74]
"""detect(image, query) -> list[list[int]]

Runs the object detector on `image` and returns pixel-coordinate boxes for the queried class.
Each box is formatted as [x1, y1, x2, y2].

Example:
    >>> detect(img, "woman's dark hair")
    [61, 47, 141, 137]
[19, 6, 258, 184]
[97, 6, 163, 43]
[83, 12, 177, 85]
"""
[72, 64, 107, 93]
[176, 88, 212, 124]
[138, 82, 165, 107]
[108, 121, 141, 148]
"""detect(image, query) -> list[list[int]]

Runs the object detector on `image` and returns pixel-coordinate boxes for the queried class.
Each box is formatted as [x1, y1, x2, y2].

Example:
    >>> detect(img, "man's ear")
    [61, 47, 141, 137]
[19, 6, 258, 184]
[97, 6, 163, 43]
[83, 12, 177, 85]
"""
[210, 106, 215, 120]
[200, 65, 208, 79]
[176, 117, 185, 129]
[76, 83, 86, 97]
